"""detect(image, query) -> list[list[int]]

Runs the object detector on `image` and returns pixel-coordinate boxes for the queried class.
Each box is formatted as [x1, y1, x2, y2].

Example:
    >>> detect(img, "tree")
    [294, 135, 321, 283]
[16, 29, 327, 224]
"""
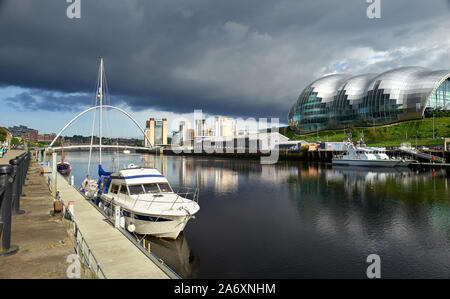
[11, 137, 20, 146]
[300, 145, 309, 155]
[0, 127, 6, 142]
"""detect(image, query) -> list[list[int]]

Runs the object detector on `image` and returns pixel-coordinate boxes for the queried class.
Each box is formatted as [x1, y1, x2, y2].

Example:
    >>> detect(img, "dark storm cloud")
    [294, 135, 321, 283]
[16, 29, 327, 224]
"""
[4, 89, 94, 112]
[0, 0, 450, 120]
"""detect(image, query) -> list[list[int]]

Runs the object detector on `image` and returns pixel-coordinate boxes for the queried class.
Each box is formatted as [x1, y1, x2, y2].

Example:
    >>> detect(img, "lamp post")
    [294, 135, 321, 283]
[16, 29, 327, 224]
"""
[433, 111, 435, 139]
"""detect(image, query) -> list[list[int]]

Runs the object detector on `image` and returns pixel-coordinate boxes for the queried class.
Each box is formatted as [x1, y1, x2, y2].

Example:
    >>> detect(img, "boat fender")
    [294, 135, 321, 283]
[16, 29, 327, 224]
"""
[127, 224, 136, 233]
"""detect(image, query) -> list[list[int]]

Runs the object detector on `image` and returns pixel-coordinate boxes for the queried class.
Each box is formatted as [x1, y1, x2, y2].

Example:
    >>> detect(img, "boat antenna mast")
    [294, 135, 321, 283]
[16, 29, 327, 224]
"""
[60, 137, 65, 162]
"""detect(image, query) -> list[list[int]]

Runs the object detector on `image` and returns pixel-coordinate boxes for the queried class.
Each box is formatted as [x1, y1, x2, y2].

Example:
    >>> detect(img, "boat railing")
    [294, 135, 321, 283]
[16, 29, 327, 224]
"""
[131, 186, 199, 211]
[169, 186, 199, 210]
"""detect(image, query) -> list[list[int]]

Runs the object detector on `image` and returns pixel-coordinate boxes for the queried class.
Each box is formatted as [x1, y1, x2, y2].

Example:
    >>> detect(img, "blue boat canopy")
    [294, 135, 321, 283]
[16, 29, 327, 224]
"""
[98, 164, 112, 177]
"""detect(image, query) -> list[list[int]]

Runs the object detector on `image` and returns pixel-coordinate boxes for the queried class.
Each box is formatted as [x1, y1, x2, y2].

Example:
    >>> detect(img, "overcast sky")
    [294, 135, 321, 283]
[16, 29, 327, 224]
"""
[1, 0, 450, 137]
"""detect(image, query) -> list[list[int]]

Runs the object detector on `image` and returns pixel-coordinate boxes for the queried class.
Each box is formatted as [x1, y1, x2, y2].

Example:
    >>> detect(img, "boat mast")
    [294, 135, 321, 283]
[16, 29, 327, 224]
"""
[61, 137, 65, 162]
[99, 57, 103, 165]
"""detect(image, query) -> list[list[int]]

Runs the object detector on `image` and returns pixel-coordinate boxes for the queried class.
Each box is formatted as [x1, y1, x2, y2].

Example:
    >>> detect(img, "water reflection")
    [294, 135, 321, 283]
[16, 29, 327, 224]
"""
[287, 165, 450, 278]
[64, 151, 450, 278]
[144, 233, 199, 279]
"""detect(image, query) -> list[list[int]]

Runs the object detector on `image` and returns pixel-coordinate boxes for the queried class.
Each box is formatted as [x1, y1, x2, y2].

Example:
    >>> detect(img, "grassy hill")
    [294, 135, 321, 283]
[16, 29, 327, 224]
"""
[280, 116, 450, 147]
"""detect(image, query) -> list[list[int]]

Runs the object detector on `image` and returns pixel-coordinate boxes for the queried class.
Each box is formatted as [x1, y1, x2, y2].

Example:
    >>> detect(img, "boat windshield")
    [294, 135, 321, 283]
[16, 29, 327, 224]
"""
[158, 183, 172, 193]
[128, 185, 144, 195]
[143, 183, 160, 193]
[127, 183, 173, 195]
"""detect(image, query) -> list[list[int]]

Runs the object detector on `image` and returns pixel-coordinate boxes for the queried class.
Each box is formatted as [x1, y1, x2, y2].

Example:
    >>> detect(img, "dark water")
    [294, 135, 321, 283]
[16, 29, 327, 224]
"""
[63, 151, 450, 278]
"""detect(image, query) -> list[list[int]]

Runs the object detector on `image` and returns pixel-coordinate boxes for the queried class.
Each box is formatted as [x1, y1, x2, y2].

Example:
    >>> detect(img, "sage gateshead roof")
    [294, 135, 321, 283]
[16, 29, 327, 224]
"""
[288, 67, 450, 133]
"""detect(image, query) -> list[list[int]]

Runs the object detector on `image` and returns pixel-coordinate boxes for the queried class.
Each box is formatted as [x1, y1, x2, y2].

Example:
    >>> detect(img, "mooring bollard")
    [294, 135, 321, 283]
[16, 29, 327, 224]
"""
[16, 154, 25, 197]
[9, 158, 25, 215]
[0, 165, 19, 257]
[22, 152, 30, 185]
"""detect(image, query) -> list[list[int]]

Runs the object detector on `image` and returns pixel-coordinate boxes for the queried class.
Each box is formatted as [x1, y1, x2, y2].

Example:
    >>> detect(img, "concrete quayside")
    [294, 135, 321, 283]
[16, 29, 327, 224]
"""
[0, 149, 179, 279]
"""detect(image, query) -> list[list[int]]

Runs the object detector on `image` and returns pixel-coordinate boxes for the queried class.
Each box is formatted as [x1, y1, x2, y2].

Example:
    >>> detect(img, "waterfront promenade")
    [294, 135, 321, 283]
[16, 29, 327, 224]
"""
[0, 149, 24, 163]
[0, 150, 83, 278]
[1, 150, 173, 278]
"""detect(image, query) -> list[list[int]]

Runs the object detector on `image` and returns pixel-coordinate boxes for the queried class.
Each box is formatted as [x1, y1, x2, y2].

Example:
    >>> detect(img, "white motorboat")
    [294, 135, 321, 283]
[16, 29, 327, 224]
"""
[123, 149, 131, 154]
[81, 57, 200, 239]
[96, 164, 200, 239]
[332, 142, 414, 167]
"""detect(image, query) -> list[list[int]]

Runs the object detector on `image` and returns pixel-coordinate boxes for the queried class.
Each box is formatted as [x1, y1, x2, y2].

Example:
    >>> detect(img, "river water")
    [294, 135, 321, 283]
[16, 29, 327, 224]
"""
[62, 151, 450, 278]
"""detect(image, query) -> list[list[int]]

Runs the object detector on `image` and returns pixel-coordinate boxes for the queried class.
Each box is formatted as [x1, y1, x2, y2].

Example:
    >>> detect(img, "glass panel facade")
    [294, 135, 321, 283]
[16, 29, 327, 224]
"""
[427, 79, 450, 110]
[288, 67, 450, 133]
[154, 120, 163, 145]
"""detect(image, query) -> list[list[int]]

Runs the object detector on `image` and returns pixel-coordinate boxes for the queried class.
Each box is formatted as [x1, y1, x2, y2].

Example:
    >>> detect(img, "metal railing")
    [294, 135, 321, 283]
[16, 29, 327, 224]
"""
[77, 189, 181, 279]
[170, 186, 199, 210]
[62, 200, 107, 279]
[398, 148, 446, 163]
[48, 172, 107, 279]
[1, 151, 30, 256]
[128, 186, 199, 212]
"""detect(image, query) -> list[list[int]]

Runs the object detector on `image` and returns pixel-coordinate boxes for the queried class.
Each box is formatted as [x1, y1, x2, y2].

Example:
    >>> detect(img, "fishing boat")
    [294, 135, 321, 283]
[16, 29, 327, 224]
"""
[84, 57, 200, 239]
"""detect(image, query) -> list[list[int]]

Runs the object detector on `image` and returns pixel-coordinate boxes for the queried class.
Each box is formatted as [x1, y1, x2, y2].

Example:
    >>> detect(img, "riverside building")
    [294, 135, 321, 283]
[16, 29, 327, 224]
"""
[288, 67, 450, 133]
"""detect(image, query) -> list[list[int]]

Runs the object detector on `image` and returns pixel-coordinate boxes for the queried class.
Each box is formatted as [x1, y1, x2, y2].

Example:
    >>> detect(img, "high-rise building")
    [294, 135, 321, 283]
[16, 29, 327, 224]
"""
[144, 118, 167, 147]
[179, 121, 192, 146]
[221, 117, 235, 137]
[213, 116, 237, 137]
[195, 119, 207, 137]
[214, 116, 221, 137]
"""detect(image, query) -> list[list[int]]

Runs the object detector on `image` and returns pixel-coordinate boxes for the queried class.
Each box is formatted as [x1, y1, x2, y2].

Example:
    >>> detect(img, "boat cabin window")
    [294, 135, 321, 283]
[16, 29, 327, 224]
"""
[128, 184, 144, 195]
[158, 183, 172, 193]
[143, 183, 160, 193]
[119, 185, 128, 196]
[110, 184, 120, 194]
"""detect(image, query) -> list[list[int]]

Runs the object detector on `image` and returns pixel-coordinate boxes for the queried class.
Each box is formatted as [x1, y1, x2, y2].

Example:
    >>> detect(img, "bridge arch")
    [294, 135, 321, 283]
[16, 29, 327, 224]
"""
[49, 105, 153, 148]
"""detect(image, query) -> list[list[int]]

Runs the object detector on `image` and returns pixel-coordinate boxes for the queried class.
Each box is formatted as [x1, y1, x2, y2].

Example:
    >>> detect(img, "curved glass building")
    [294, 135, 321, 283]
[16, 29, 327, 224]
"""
[288, 67, 450, 133]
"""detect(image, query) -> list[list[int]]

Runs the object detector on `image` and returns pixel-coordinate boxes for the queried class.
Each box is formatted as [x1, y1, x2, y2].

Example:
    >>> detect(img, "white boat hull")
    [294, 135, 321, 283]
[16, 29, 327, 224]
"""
[124, 215, 190, 239]
[332, 159, 401, 167]
[98, 196, 195, 239]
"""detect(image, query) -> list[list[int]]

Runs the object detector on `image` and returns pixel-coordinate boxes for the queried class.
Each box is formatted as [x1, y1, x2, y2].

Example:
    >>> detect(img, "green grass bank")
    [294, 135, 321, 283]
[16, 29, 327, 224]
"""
[280, 116, 450, 147]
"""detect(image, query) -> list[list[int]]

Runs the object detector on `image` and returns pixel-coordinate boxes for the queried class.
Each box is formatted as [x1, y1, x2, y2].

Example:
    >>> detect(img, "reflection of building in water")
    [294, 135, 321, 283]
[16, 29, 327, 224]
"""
[143, 154, 168, 175]
[287, 165, 450, 249]
[179, 157, 196, 186]
[176, 157, 240, 192]
[249, 164, 299, 184]
[195, 164, 211, 188]
[145, 234, 199, 278]
[214, 168, 239, 193]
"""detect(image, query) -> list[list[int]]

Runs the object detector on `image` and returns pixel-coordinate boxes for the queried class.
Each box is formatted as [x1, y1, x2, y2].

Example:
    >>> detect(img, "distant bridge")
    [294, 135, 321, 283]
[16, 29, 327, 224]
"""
[48, 144, 156, 152]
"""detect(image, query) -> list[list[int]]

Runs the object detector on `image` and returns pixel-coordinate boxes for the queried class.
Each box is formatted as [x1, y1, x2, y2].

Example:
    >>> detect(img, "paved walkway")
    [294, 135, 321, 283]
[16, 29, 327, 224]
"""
[0, 149, 25, 163]
[0, 156, 83, 279]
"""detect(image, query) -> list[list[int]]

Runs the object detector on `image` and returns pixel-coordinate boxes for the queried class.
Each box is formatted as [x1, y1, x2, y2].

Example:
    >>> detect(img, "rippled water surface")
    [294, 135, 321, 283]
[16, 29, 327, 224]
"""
[63, 151, 450, 278]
